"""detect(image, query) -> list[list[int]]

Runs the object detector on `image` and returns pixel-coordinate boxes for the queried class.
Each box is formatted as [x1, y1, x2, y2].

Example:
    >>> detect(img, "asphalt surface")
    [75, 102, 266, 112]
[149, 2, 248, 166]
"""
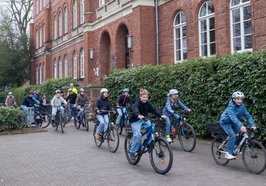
[0, 122, 265, 186]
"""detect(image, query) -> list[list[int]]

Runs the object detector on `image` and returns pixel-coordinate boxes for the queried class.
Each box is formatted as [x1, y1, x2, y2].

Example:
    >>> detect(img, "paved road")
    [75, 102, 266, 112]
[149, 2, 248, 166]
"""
[0, 122, 265, 186]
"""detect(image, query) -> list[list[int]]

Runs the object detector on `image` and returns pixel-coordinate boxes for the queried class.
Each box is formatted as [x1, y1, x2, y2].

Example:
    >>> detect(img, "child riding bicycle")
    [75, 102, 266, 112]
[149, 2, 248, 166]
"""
[94, 88, 112, 140]
[220, 91, 256, 160]
[75, 88, 90, 120]
[162, 89, 191, 143]
[129, 89, 166, 160]
[51, 90, 67, 126]
[115, 88, 132, 127]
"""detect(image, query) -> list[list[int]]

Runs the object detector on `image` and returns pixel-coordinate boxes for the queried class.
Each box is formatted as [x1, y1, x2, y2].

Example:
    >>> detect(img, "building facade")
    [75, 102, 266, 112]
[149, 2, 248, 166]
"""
[31, 0, 266, 85]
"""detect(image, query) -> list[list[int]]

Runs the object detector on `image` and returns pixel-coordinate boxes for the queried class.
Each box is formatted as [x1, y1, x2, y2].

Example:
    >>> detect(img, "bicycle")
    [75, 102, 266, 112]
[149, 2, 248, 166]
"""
[93, 110, 119, 153]
[74, 106, 89, 131]
[34, 106, 51, 128]
[124, 118, 173, 175]
[116, 106, 130, 135]
[156, 111, 196, 152]
[208, 123, 266, 174]
[50, 106, 65, 133]
[63, 104, 76, 126]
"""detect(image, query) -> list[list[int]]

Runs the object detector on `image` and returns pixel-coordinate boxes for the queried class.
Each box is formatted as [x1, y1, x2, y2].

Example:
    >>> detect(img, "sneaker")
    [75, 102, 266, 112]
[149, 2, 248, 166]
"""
[166, 137, 172, 143]
[51, 120, 55, 127]
[130, 152, 136, 161]
[95, 132, 100, 140]
[225, 152, 236, 160]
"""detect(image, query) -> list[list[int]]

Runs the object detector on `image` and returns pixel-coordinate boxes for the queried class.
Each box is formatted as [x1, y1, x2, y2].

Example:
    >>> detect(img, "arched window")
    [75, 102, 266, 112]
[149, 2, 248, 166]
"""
[54, 58, 57, 79]
[39, 25, 42, 47]
[73, 51, 77, 79]
[39, 65, 42, 84]
[73, 0, 78, 28]
[80, 0, 84, 24]
[59, 57, 63, 78]
[64, 54, 68, 77]
[59, 11, 63, 36]
[40, 0, 43, 10]
[173, 11, 187, 63]
[36, 66, 39, 84]
[35, 0, 38, 14]
[54, 14, 57, 39]
[80, 48, 84, 78]
[35, 29, 38, 49]
[230, 0, 252, 53]
[42, 24, 45, 43]
[64, 7, 68, 34]
[199, 1, 216, 57]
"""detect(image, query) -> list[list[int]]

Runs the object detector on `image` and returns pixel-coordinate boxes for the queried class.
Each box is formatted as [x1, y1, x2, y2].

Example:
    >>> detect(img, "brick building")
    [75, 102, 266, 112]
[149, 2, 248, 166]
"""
[31, 0, 266, 86]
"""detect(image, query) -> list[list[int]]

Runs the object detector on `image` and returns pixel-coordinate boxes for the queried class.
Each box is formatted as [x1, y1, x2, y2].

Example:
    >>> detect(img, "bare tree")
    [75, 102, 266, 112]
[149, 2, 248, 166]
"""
[9, 0, 33, 37]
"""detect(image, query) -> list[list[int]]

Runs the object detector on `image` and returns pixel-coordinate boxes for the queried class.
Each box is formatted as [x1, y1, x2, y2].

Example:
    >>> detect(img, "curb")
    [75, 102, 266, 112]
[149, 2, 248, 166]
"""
[0, 128, 48, 136]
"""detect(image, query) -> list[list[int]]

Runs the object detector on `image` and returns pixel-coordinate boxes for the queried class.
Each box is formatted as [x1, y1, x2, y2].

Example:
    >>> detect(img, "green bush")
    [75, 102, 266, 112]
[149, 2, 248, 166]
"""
[0, 107, 23, 131]
[104, 51, 266, 143]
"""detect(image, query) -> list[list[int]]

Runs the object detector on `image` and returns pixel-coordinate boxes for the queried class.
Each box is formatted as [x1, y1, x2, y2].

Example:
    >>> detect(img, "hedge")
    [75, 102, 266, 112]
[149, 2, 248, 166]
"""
[104, 50, 266, 143]
[0, 107, 23, 131]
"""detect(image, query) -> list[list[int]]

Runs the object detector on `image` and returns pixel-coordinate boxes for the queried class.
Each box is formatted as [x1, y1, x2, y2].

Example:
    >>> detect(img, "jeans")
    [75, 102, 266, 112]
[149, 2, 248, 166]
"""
[220, 123, 240, 154]
[77, 107, 85, 118]
[115, 107, 127, 125]
[96, 114, 109, 135]
[129, 119, 153, 154]
[52, 106, 64, 120]
[165, 113, 180, 135]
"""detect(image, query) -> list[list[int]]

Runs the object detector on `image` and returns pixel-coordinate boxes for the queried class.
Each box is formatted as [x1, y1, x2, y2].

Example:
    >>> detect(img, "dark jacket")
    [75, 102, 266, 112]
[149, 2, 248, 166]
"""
[22, 96, 39, 107]
[220, 100, 255, 128]
[95, 96, 111, 115]
[66, 93, 77, 104]
[130, 98, 161, 123]
[76, 94, 89, 107]
[117, 95, 132, 107]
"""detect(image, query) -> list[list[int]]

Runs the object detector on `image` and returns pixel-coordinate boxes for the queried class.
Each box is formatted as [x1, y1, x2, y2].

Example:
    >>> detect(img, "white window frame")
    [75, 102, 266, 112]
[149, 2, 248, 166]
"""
[59, 11, 63, 36]
[36, 66, 39, 84]
[99, 0, 105, 7]
[39, 26, 42, 47]
[54, 59, 57, 79]
[198, 1, 216, 57]
[64, 54, 68, 77]
[80, 0, 84, 24]
[39, 65, 42, 84]
[54, 15, 57, 39]
[73, 0, 78, 28]
[40, 0, 43, 10]
[173, 11, 187, 63]
[64, 7, 68, 34]
[35, 29, 38, 49]
[80, 48, 84, 78]
[59, 57, 63, 78]
[42, 25, 45, 43]
[73, 52, 77, 79]
[230, 0, 252, 53]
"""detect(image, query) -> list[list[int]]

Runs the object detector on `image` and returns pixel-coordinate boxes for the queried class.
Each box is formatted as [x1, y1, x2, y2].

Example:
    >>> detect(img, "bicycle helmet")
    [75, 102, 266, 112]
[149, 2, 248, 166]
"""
[100, 88, 108, 94]
[8, 92, 12, 95]
[123, 88, 129, 93]
[55, 90, 61, 94]
[80, 88, 85, 92]
[232, 91, 244, 99]
[168, 89, 178, 96]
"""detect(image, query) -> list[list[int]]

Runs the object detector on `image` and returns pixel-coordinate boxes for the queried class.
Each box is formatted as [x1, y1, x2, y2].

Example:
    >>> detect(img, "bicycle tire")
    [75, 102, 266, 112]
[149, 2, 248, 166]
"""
[59, 114, 64, 134]
[34, 113, 43, 127]
[149, 137, 173, 174]
[41, 113, 51, 128]
[93, 122, 103, 147]
[117, 117, 124, 135]
[84, 115, 89, 131]
[178, 123, 196, 152]
[211, 136, 229, 166]
[242, 139, 266, 174]
[124, 134, 141, 165]
[107, 126, 119, 153]
[74, 117, 81, 129]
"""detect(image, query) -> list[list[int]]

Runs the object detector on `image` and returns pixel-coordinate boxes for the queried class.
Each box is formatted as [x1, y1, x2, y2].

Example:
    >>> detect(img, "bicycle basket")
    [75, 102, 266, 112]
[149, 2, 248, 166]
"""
[207, 123, 225, 134]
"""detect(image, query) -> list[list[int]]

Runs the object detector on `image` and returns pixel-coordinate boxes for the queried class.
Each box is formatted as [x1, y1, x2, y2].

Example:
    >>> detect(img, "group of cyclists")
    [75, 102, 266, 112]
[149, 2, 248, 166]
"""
[3, 84, 259, 171]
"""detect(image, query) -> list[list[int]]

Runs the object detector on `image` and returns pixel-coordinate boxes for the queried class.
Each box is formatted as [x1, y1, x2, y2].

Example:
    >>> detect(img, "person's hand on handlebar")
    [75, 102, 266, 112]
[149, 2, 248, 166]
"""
[138, 115, 144, 119]
[161, 115, 166, 119]
[251, 126, 257, 131]
[240, 126, 247, 133]
[187, 109, 192, 112]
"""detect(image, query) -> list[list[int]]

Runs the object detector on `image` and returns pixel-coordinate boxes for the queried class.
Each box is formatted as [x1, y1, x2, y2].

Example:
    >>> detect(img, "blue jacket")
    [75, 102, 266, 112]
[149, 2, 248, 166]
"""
[162, 97, 189, 117]
[220, 100, 255, 128]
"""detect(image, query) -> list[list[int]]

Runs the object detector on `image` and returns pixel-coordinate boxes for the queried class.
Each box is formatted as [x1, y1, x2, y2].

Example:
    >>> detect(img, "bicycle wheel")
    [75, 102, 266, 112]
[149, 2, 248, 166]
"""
[84, 115, 89, 131]
[149, 137, 173, 174]
[65, 109, 72, 124]
[74, 116, 81, 129]
[242, 139, 266, 174]
[124, 133, 141, 165]
[93, 123, 103, 147]
[211, 136, 229, 166]
[117, 117, 124, 135]
[41, 112, 51, 129]
[178, 123, 196, 152]
[107, 126, 119, 153]
[34, 113, 43, 127]
[59, 114, 64, 134]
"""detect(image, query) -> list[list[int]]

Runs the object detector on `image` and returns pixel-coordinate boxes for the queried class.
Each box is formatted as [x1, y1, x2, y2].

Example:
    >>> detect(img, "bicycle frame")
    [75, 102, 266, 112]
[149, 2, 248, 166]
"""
[138, 120, 155, 154]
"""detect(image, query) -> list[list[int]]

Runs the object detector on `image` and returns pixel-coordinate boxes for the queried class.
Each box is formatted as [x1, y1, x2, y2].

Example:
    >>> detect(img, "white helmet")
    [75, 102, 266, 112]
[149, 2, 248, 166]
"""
[168, 89, 178, 96]
[8, 92, 12, 95]
[232, 91, 244, 99]
[80, 88, 85, 92]
[100, 88, 108, 94]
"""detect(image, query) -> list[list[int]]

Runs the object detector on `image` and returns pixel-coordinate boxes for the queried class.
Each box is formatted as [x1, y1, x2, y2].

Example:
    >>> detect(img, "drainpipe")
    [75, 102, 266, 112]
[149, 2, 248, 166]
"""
[154, 0, 159, 65]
